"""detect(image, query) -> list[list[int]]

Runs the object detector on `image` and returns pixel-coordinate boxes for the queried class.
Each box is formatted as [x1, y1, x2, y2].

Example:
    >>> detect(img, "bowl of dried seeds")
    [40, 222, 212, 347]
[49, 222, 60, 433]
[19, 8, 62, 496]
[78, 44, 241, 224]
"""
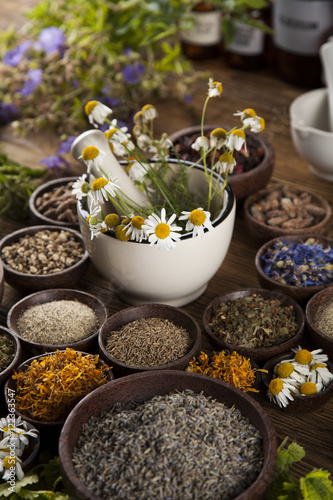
[0, 225, 90, 294]
[305, 287, 333, 359]
[202, 289, 305, 364]
[243, 184, 332, 244]
[7, 289, 108, 355]
[98, 303, 202, 376]
[255, 234, 333, 305]
[59, 370, 278, 500]
[0, 327, 21, 386]
[29, 177, 80, 229]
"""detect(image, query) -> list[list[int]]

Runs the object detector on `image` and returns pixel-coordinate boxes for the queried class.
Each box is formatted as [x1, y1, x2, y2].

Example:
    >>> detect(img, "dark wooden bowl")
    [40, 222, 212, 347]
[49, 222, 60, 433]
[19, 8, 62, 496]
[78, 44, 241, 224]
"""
[98, 304, 202, 376]
[29, 176, 80, 229]
[305, 287, 333, 359]
[262, 352, 333, 413]
[59, 370, 277, 500]
[4, 350, 114, 432]
[243, 184, 332, 244]
[255, 234, 333, 306]
[202, 289, 305, 364]
[0, 225, 89, 294]
[0, 261, 4, 306]
[0, 327, 21, 386]
[21, 422, 41, 474]
[168, 125, 275, 203]
[7, 289, 108, 356]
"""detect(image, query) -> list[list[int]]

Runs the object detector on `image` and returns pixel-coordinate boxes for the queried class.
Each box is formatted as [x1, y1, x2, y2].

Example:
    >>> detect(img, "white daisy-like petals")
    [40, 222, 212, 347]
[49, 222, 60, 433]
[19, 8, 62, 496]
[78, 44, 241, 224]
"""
[227, 129, 246, 151]
[208, 78, 223, 97]
[142, 208, 182, 251]
[191, 136, 209, 152]
[127, 159, 148, 183]
[85, 101, 112, 128]
[72, 175, 90, 200]
[179, 208, 214, 238]
[309, 363, 333, 387]
[125, 215, 148, 243]
[79, 146, 106, 174]
[267, 377, 298, 408]
[88, 175, 120, 205]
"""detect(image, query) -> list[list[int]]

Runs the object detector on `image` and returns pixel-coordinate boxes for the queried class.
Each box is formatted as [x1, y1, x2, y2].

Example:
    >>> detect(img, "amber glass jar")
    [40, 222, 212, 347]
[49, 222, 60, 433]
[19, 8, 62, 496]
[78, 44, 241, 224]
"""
[181, 2, 222, 60]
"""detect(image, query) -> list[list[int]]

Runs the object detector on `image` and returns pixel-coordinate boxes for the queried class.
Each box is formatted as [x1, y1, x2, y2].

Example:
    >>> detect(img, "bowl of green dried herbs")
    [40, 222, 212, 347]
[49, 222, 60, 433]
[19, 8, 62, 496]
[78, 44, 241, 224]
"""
[59, 370, 278, 500]
[202, 289, 305, 364]
[0, 327, 21, 387]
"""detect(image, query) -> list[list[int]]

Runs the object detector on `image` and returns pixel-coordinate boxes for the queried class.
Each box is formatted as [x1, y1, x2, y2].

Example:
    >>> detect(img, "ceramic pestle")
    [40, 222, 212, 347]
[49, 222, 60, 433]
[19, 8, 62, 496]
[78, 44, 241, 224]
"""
[320, 40, 333, 132]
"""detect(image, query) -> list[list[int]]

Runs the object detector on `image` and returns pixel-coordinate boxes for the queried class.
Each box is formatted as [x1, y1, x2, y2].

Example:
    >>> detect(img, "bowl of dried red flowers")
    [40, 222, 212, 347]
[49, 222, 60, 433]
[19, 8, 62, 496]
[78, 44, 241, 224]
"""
[305, 287, 333, 359]
[243, 184, 332, 244]
[0, 327, 21, 387]
[98, 303, 201, 376]
[262, 346, 333, 413]
[59, 370, 277, 500]
[255, 234, 333, 305]
[202, 289, 305, 364]
[169, 125, 275, 203]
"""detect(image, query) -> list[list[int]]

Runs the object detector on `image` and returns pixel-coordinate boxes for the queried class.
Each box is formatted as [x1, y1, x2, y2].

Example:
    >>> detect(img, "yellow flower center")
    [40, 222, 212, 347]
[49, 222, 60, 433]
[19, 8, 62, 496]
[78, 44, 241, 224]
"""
[219, 153, 234, 164]
[133, 111, 144, 125]
[92, 178, 108, 191]
[155, 222, 170, 240]
[213, 81, 223, 94]
[189, 209, 206, 226]
[116, 225, 130, 242]
[105, 128, 117, 141]
[81, 182, 90, 194]
[231, 129, 246, 139]
[243, 108, 256, 118]
[294, 349, 313, 365]
[269, 378, 284, 395]
[3, 456, 16, 469]
[104, 213, 120, 228]
[277, 362, 294, 378]
[131, 215, 145, 229]
[84, 100, 98, 116]
[258, 117, 265, 131]
[300, 381, 317, 395]
[211, 128, 227, 140]
[82, 146, 99, 161]
[311, 363, 326, 371]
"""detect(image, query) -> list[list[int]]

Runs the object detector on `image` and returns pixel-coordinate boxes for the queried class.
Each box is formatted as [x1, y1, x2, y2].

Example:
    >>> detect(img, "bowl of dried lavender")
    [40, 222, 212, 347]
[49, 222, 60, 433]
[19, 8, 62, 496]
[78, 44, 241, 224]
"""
[7, 289, 108, 355]
[29, 177, 80, 229]
[202, 289, 305, 364]
[0, 225, 90, 294]
[305, 287, 333, 359]
[255, 234, 333, 305]
[59, 370, 278, 500]
[98, 304, 201, 376]
[243, 184, 332, 244]
[0, 327, 21, 386]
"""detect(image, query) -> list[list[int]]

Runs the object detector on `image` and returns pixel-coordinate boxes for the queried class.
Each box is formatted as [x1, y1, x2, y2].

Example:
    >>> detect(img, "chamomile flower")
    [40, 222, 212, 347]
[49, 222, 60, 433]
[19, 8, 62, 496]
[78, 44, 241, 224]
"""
[309, 363, 333, 387]
[105, 127, 134, 156]
[245, 115, 265, 133]
[88, 175, 120, 205]
[79, 146, 106, 174]
[210, 128, 228, 149]
[142, 208, 182, 251]
[214, 152, 236, 175]
[0, 455, 24, 480]
[267, 377, 298, 408]
[72, 175, 90, 200]
[127, 158, 148, 183]
[86, 206, 104, 239]
[227, 129, 246, 151]
[179, 208, 213, 238]
[299, 381, 323, 396]
[85, 100, 112, 128]
[275, 361, 309, 384]
[191, 136, 209, 152]
[136, 134, 157, 153]
[208, 78, 223, 97]
[102, 213, 120, 231]
[292, 347, 328, 367]
[234, 108, 256, 122]
[141, 104, 158, 121]
[125, 215, 148, 242]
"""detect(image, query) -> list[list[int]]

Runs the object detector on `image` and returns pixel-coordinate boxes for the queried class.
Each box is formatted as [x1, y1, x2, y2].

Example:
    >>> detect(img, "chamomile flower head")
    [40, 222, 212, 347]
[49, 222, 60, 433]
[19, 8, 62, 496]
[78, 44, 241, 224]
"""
[115, 224, 131, 242]
[133, 110, 144, 127]
[215, 152, 236, 175]
[234, 108, 256, 122]
[86, 206, 105, 239]
[88, 175, 120, 205]
[103, 213, 120, 230]
[127, 158, 148, 183]
[268, 377, 299, 408]
[141, 104, 158, 121]
[275, 361, 309, 384]
[72, 175, 90, 200]
[125, 215, 148, 242]
[245, 115, 265, 133]
[227, 129, 246, 151]
[210, 128, 228, 149]
[136, 134, 156, 152]
[79, 146, 106, 174]
[208, 78, 223, 97]
[179, 208, 214, 238]
[105, 128, 134, 156]
[300, 381, 323, 396]
[191, 136, 209, 152]
[309, 363, 333, 387]
[1, 455, 24, 480]
[292, 347, 328, 366]
[85, 100, 112, 128]
[142, 208, 182, 251]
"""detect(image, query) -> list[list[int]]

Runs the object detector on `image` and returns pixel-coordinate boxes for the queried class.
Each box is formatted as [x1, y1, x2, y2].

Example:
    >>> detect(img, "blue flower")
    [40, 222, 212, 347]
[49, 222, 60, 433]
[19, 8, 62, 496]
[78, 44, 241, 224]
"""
[39, 27, 66, 55]
[0, 103, 18, 124]
[122, 63, 144, 84]
[40, 155, 68, 169]
[2, 40, 34, 67]
[20, 69, 43, 96]
[57, 136, 76, 155]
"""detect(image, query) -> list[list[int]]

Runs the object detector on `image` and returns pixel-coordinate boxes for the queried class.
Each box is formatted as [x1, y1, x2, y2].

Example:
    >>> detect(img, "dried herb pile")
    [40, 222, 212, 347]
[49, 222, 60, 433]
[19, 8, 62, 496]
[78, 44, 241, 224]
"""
[12, 348, 111, 422]
[0, 333, 15, 372]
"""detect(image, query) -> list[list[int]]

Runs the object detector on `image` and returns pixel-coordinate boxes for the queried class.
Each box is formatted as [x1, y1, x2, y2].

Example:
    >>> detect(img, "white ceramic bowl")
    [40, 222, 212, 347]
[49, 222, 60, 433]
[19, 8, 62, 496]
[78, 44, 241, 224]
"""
[290, 88, 333, 182]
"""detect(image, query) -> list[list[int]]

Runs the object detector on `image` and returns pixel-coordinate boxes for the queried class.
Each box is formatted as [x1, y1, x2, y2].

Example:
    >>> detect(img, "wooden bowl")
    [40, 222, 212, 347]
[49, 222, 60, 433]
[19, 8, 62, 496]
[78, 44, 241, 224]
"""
[305, 287, 333, 359]
[0, 260, 4, 306]
[243, 184, 332, 244]
[7, 289, 108, 356]
[29, 176, 79, 229]
[0, 225, 89, 294]
[4, 350, 114, 432]
[0, 327, 21, 386]
[202, 289, 305, 364]
[20, 422, 41, 474]
[59, 370, 277, 500]
[255, 234, 333, 306]
[262, 352, 333, 413]
[168, 125, 275, 203]
[98, 304, 202, 376]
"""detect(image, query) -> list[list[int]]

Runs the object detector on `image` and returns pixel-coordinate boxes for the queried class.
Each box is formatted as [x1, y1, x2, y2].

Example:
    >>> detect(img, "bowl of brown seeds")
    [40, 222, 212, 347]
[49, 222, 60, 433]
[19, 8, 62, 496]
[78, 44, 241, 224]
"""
[98, 303, 202, 376]
[59, 370, 278, 500]
[7, 288, 108, 355]
[305, 287, 333, 359]
[243, 184, 332, 244]
[29, 177, 80, 229]
[0, 225, 90, 294]
[202, 289, 305, 364]
[0, 326, 21, 386]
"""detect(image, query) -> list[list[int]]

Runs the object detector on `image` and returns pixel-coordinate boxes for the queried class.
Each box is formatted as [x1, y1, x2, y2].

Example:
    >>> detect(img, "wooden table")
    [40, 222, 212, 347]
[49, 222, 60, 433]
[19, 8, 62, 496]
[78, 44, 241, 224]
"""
[1, 2, 333, 485]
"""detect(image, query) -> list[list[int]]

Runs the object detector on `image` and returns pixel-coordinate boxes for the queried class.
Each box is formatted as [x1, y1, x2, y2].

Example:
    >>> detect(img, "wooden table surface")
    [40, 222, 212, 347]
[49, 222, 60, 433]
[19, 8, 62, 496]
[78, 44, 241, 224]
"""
[1, 1, 333, 486]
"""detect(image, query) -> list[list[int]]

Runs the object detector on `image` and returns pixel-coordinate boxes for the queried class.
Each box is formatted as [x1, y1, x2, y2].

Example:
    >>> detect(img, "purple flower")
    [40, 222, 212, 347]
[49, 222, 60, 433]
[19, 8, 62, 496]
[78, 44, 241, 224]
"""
[57, 136, 76, 155]
[40, 155, 68, 169]
[122, 63, 144, 84]
[0, 103, 18, 124]
[2, 40, 34, 67]
[39, 27, 66, 55]
[20, 69, 43, 96]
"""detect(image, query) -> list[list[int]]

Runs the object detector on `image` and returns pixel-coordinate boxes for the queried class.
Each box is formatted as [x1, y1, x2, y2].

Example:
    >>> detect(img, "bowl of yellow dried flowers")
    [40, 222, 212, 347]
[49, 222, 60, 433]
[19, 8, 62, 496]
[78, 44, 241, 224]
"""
[0, 327, 21, 387]
[262, 346, 333, 413]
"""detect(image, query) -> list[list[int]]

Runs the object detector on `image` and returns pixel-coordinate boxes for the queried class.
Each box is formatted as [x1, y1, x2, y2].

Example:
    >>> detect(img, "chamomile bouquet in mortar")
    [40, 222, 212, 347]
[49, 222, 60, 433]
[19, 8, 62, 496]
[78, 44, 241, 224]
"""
[72, 79, 265, 251]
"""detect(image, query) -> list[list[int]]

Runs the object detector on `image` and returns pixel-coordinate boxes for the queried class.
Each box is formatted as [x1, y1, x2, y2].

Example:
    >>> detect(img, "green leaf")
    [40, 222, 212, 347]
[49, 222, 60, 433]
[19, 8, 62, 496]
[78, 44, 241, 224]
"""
[300, 469, 333, 500]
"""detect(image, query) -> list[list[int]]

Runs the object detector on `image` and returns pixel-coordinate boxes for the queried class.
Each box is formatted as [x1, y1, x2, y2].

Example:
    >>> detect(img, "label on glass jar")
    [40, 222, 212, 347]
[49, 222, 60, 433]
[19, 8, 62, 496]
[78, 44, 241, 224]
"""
[273, 0, 333, 55]
[228, 20, 264, 55]
[181, 11, 222, 46]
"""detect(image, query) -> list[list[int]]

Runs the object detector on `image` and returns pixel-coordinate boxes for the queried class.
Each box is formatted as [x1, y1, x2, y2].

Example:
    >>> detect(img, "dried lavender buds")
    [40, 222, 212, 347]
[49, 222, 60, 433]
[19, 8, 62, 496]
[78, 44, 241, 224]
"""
[1, 229, 84, 274]
[105, 317, 193, 367]
[249, 185, 327, 229]
[35, 181, 78, 224]
[0, 333, 15, 372]
[73, 390, 263, 500]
